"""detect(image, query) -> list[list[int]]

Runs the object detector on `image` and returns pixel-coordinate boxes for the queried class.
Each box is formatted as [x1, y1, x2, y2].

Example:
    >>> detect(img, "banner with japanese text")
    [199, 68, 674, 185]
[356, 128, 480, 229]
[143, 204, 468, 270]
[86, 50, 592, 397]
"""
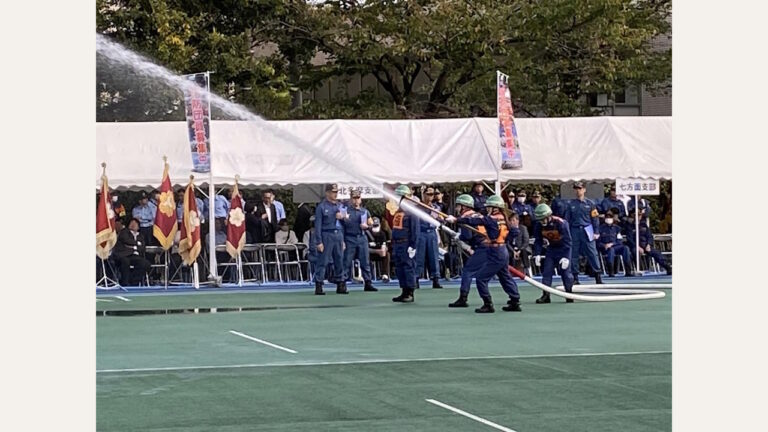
[497, 71, 523, 170]
[615, 178, 660, 195]
[337, 183, 384, 199]
[183, 72, 211, 173]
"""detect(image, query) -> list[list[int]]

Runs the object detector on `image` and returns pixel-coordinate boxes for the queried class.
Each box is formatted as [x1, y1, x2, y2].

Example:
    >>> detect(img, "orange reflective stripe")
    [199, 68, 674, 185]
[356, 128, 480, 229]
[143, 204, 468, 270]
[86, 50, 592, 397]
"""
[491, 213, 507, 244]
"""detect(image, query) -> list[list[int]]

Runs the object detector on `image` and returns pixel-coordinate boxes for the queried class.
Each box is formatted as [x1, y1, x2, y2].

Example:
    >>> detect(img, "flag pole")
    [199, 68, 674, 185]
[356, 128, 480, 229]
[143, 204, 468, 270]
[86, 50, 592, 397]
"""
[206, 71, 219, 286]
[96, 162, 122, 291]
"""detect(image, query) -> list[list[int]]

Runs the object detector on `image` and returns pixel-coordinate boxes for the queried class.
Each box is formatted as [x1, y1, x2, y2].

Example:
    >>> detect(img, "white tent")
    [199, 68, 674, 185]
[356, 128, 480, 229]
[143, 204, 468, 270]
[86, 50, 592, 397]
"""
[96, 116, 671, 189]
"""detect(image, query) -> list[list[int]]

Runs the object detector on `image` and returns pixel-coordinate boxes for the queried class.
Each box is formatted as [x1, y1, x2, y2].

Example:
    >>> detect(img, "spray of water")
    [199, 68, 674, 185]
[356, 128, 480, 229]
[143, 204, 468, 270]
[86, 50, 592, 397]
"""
[95, 34, 465, 244]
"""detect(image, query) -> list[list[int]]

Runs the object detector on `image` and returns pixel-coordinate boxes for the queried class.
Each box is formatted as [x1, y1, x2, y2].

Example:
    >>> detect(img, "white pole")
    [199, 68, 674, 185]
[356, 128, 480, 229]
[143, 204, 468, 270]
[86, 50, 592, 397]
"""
[193, 262, 200, 289]
[206, 71, 217, 282]
[635, 195, 640, 275]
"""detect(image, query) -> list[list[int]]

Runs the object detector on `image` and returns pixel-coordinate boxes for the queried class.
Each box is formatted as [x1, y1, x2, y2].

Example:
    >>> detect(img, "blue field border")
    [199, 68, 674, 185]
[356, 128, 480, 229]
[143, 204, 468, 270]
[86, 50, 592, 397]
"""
[96, 274, 672, 296]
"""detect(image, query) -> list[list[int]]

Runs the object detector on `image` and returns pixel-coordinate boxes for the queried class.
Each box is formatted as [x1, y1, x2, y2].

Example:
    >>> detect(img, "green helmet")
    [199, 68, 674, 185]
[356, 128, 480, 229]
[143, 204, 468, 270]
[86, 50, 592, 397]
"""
[455, 194, 475, 208]
[485, 195, 506, 209]
[394, 184, 411, 197]
[534, 203, 553, 221]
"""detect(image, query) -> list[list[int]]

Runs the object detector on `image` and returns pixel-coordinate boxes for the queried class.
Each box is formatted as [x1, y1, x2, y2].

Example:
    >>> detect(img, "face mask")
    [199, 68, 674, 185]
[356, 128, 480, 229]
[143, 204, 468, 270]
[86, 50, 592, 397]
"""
[280, 226, 289, 232]
[517, 197, 525, 203]
[112, 196, 118, 203]
[372, 227, 380, 233]
[605, 218, 614, 225]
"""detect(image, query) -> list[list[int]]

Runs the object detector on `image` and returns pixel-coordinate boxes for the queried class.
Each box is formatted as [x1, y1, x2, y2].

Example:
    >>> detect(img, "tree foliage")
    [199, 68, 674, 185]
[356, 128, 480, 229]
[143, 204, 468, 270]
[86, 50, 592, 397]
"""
[96, 0, 671, 121]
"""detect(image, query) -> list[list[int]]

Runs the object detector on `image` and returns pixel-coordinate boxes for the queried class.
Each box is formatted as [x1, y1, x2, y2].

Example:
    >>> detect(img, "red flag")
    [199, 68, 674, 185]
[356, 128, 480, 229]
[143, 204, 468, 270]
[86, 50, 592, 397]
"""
[153, 158, 178, 250]
[96, 164, 117, 260]
[178, 177, 202, 265]
[226, 179, 246, 258]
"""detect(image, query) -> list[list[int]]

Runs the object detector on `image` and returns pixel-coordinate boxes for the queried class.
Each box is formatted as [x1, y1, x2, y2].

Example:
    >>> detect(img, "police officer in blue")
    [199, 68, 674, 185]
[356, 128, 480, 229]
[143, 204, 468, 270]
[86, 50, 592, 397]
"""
[342, 189, 378, 292]
[601, 186, 627, 219]
[470, 182, 488, 215]
[626, 212, 672, 275]
[597, 210, 633, 277]
[565, 182, 603, 284]
[532, 204, 576, 303]
[391, 185, 420, 303]
[510, 189, 534, 227]
[132, 191, 157, 246]
[447, 194, 489, 309]
[313, 183, 348, 295]
[414, 186, 443, 289]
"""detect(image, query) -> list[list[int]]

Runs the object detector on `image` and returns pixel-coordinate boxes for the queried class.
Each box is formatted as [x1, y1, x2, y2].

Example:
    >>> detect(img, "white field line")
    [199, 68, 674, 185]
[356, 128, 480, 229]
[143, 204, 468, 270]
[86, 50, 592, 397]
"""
[228, 330, 297, 354]
[97, 350, 670, 374]
[114, 296, 131, 302]
[426, 398, 517, 432]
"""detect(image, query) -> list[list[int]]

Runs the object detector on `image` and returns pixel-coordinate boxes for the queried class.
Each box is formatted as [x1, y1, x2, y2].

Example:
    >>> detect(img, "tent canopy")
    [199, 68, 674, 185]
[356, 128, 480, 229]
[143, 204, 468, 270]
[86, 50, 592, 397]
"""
[96, 116, 671, 189]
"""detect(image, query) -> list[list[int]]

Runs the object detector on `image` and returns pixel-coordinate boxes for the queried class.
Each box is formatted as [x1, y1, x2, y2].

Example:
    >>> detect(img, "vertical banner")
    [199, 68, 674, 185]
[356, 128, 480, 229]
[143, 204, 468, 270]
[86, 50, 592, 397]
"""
[183, 72, 211, 173]
[497, 71, 523, 170]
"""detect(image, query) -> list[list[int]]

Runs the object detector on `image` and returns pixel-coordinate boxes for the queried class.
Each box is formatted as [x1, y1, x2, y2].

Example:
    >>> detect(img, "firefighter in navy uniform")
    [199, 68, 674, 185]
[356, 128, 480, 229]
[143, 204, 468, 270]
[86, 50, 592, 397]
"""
[455, 195, 522, 313]
[414, 186, 443, 289]
[597, 210, 633, 277]
[533, 204, 576, 303]
[342, 189, 377, 292]
[313, 183, 348, 295]
[565, 182, 603, 285]
[446, 194, 488, 308]
[391, 185, 421, 303]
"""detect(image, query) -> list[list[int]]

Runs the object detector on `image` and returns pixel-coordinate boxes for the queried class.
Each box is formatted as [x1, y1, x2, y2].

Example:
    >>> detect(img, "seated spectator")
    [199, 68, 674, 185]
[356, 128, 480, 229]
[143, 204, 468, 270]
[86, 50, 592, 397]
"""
[366, 217, 391, 283]
[113, 218, 150, 286]
[597, 210, 633, 277]
[275, 219, 299, 245]
[626, 213, 672, 275]
[506, 211, 531, 273]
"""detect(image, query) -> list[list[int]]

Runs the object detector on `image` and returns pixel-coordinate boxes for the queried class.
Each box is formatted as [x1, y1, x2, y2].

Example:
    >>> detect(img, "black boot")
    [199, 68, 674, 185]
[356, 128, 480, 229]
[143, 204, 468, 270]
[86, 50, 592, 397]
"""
[314, 282, 325, 295]
[609, 260, 617, 277]
[392, 288, 406, 302]
[665, 264, 672, 275]
[625, 267, 634, 277]
[502, 298, 522, 312]
[448, 294, 469, 308]
[401, 288, 414, 303]
[595, 272, 603, 285]
[364, 280, 378, 292]
[573, 274, 581, 285]
[566, 298, 574, 303]
[432, 277, 443, 289]
[336, 281, 348, 294]
[475, 297, 495, 313]
[415, 279, 420, 289]
[535, 292, 551, 304]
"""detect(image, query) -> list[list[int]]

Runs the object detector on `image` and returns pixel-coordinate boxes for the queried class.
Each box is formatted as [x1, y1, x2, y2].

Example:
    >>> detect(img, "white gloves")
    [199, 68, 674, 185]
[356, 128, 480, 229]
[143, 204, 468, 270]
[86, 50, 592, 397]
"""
[445, 215, 457, 223]
[407, 247, 416, 258]
[559, 258, 570, 270]
[534, 255, 542, 267]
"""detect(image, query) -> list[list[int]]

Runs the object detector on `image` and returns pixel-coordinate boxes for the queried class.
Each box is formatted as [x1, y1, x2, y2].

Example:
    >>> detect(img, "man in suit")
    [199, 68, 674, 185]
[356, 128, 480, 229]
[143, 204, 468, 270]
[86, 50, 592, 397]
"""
[246, 190, 279, 243]
[113, 218, 151, 286]
[293, 202, 314, 244]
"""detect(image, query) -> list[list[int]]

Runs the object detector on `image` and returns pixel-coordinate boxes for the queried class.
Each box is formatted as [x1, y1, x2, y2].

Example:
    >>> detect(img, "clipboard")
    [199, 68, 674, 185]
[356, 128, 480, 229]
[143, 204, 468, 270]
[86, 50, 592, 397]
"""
[584, 224, 595, 240]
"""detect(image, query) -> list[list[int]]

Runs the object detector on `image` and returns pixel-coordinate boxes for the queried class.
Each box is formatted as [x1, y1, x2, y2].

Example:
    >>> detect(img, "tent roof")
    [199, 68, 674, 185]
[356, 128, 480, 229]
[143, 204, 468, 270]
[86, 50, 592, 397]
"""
[96, 116, 670, 189]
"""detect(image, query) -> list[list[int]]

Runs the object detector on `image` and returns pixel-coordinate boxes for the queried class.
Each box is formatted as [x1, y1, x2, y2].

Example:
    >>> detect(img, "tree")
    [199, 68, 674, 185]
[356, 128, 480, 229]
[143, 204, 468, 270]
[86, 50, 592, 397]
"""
[295, 0, 671, 118]
[96, 0, 292, 121]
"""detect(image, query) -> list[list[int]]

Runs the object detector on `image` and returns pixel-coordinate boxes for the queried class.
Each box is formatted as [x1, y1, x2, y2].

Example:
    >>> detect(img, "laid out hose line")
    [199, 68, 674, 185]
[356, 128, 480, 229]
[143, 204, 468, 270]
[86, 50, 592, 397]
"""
[506, 265, 668, 302]
[398, 201, 668, 302]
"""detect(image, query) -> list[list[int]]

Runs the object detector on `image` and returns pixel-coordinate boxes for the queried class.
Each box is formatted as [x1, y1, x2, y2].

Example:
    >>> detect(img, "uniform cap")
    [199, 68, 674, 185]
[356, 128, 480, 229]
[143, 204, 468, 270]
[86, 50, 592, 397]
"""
[573, 181, 585, 189]
[531, 190, 542, 198]
[350, 189, 361, 198]
[325, 183, 338, 192]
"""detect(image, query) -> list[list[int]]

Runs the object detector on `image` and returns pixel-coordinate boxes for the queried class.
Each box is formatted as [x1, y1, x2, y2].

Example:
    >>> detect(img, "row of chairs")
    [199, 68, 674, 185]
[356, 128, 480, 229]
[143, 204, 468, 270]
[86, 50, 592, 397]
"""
[129, 243, 310, 288]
